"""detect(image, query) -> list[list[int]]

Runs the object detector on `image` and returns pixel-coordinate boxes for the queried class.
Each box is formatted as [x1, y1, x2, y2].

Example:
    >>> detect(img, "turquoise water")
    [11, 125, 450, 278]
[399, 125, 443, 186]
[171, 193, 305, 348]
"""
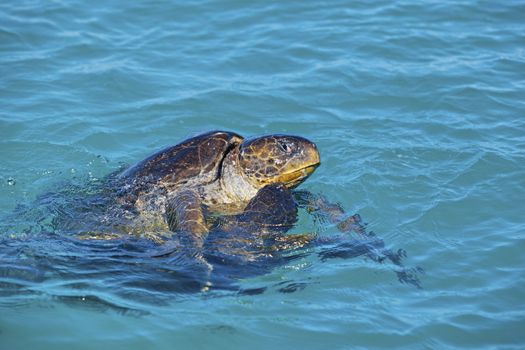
[1, 0, 525, 348]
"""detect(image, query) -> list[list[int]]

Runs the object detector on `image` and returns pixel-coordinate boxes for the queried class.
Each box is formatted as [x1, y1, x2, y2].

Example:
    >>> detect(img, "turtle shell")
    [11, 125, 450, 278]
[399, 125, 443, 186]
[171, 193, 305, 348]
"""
[120, 131, 243, 192]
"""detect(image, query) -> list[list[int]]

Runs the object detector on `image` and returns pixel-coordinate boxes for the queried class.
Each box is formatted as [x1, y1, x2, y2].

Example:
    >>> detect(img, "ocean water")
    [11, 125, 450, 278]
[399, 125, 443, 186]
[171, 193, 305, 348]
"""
[1, 0, 524, 349]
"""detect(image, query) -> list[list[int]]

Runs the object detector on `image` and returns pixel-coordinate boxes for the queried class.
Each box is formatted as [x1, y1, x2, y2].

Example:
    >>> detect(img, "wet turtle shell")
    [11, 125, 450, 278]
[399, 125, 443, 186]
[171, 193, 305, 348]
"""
[119, 130, 243, 194]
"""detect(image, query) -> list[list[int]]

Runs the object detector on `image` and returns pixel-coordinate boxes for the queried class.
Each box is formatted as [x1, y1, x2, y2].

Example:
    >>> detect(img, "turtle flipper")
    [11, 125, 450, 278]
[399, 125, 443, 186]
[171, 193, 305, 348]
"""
[294, 190, 366, 234]
[166, 190, 209, 248]
[166, 190, 213, 291]
[294, 190, 422, 288]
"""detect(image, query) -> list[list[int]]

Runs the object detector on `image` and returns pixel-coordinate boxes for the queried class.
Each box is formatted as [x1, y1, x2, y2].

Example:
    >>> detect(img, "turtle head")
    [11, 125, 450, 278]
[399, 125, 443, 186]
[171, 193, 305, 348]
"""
[237, 134, 320, 189]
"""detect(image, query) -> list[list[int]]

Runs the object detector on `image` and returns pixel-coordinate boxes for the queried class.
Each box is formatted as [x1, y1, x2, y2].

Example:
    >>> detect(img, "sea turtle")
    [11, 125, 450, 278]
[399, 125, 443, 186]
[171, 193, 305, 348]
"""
[96, 130, 321, 261]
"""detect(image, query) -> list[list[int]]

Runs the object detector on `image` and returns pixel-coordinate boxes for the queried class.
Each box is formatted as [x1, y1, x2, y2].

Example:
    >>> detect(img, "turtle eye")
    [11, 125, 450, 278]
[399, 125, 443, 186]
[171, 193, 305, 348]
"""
[277, 140, 293, 154]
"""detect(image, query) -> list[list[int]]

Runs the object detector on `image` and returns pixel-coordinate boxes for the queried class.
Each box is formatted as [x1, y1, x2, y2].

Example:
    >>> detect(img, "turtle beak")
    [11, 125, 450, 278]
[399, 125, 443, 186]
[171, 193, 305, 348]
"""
[303, 163, 319, 176]
[282, 143, 321, 188]
[299, 140, 321, 174]
[306, 143, 321, 168]
[283, 163, 319, 188]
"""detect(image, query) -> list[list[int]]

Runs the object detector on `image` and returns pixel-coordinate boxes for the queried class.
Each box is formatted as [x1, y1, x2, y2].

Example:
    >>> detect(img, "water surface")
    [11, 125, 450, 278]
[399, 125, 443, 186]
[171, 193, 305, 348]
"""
[1, 0, 524, 349]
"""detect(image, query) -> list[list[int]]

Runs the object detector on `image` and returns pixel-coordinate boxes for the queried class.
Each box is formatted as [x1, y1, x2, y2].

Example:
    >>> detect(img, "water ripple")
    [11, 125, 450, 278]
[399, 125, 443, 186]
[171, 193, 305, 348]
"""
[1, 0, 524, 348]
